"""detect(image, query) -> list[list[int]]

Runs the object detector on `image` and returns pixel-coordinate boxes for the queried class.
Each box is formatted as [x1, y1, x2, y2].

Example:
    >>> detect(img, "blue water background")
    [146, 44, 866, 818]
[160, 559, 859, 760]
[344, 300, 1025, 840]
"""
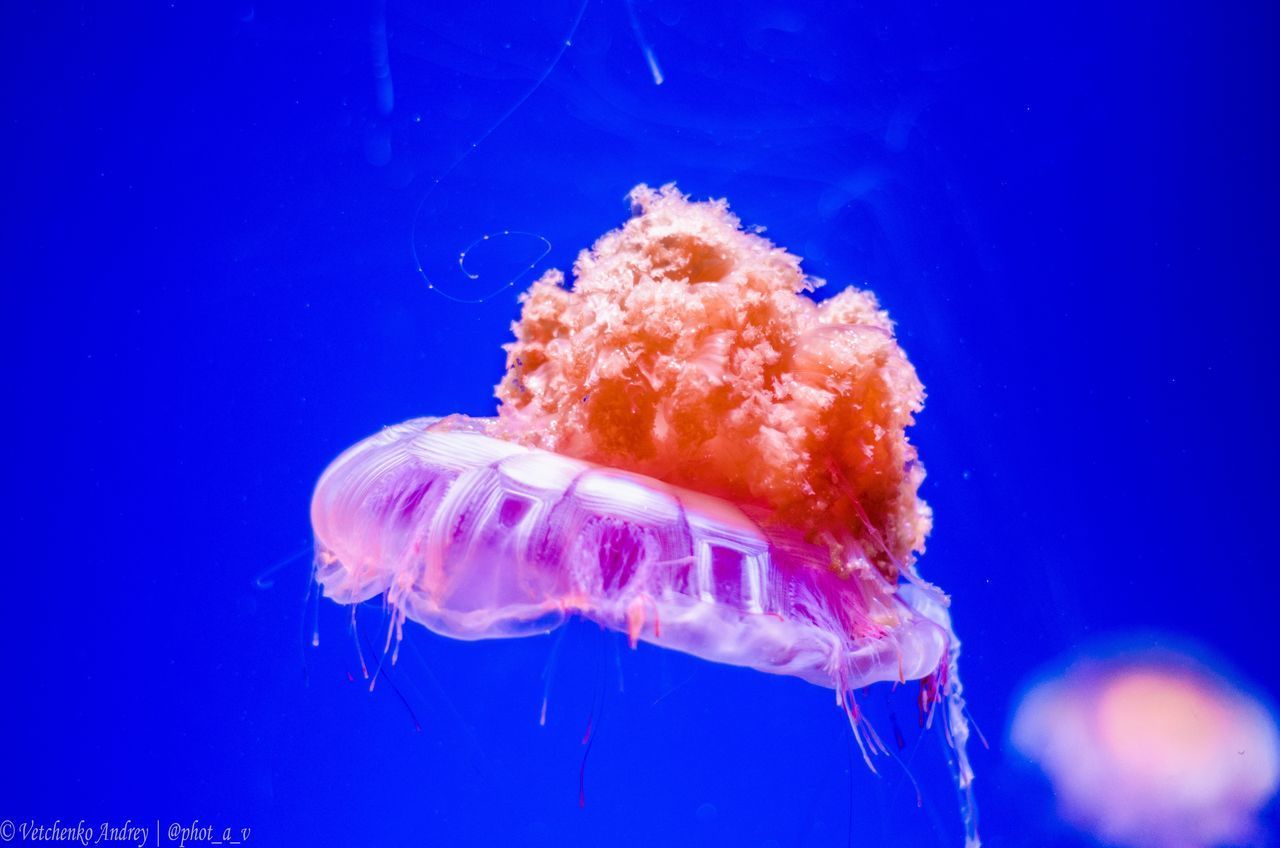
[6, 1, 1279, 845]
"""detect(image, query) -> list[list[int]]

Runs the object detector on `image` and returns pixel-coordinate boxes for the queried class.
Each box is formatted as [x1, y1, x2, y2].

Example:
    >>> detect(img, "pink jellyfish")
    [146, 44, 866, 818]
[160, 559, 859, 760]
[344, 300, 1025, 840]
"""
[311, 185, 978, 845]
[1012, 645, 1280, 848]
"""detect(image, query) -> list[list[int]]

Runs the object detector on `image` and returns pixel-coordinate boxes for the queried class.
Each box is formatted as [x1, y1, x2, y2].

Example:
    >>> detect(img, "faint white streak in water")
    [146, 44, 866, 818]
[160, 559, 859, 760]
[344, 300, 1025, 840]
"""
[411, 0, 590, 304]
[370, 0, 394, 115]
[456, 230, 553, 282]
[624, 0, 664, 85]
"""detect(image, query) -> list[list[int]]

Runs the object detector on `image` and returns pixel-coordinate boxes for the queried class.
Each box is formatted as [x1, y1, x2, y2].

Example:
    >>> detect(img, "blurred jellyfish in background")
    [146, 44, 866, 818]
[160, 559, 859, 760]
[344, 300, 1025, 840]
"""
[1011, 641, 1279, 848]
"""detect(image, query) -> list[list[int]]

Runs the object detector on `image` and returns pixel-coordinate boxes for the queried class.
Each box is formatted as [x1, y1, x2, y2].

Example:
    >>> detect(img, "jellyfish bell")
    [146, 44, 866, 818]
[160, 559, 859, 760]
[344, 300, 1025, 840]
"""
[1011, 644, 1280, 848]
[311, 415, 952, 691]
[311, 184, 978, 845]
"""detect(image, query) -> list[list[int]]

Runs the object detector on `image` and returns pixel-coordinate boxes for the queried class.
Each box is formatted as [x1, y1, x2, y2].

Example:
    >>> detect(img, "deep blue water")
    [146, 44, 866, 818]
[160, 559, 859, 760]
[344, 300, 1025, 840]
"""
[6, 1, 1279, 846]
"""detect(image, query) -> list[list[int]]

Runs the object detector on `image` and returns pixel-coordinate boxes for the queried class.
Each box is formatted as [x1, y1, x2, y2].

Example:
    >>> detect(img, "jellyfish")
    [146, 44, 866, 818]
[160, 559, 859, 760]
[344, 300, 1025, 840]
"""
[311, 185, 978, 844]
[1011, 643, 1280, 848]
